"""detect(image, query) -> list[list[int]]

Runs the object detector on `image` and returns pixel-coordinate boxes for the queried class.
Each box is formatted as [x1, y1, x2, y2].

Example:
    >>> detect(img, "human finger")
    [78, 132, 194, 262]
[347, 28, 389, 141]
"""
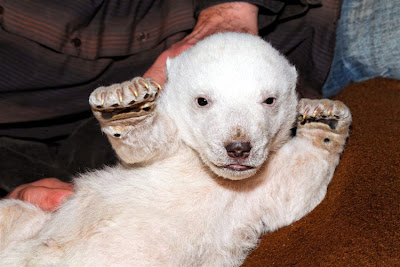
[11, 186, 74, 211]
[29, 178, 74, 190]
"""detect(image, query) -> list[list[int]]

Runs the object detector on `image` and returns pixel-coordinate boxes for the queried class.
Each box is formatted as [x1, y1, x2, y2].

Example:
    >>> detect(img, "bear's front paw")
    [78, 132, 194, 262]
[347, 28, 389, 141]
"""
[297, 99, 352, 133]
[89, 77, 161, 122]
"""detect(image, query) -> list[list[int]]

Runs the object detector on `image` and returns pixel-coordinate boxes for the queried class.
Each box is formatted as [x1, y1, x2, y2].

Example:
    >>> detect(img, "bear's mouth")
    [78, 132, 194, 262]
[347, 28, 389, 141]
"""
[223, 164, 255, 171]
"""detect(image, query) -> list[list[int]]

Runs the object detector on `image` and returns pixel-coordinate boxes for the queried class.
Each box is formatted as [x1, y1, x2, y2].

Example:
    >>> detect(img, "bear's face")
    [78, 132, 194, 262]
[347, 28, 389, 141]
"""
[161, 33, 298, 180]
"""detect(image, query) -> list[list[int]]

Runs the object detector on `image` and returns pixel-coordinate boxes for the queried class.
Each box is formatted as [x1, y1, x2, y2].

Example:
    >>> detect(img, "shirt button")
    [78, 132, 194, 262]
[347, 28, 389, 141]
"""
[71, 38, 82, 48]
[137, 32, 149, 42]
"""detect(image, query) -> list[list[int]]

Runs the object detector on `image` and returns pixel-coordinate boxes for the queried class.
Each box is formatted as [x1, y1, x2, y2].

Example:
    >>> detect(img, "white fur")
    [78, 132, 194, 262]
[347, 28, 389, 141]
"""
[0, 33, 351, 266]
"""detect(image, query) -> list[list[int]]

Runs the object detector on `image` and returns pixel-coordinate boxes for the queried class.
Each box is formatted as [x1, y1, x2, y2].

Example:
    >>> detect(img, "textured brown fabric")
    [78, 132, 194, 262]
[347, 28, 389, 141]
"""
[243, 78, 400, 266]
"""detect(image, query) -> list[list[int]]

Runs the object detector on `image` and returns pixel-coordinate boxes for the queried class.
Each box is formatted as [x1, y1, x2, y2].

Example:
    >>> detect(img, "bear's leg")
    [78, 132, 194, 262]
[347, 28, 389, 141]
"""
[0, 199, 49, 251]
[264, 99, 351, 230]
[89, 78, 176, 164]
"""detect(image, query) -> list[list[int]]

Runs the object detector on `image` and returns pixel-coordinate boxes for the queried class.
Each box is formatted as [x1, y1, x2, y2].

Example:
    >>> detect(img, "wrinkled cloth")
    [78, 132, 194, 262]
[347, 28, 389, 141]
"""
[0, 0, 338, 140]
[323, 0, 400, 97]
[0, 118, 116, 195]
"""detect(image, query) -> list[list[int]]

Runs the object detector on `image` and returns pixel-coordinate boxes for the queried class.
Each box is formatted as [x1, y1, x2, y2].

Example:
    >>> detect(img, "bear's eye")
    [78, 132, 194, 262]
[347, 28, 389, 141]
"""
[197, 97, 209, 106]
[264, 97, 276, 105]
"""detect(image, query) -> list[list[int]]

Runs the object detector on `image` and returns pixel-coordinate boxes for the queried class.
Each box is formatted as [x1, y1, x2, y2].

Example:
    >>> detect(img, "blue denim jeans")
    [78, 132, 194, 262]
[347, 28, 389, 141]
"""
[322, 0, 400, 97]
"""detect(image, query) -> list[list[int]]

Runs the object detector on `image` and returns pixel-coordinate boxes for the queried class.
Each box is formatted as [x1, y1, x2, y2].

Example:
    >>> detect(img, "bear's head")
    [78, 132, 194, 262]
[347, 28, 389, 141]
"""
[161, 32, 298, 180]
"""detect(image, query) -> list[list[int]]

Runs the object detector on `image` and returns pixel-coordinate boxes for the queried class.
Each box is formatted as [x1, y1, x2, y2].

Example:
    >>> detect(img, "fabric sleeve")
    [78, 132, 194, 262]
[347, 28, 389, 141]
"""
[193, 0, 322, 30]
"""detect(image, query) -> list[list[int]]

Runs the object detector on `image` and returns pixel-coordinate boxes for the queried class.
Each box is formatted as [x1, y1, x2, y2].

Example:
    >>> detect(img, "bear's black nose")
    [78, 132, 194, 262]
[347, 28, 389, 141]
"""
[225, 142, 251, 159]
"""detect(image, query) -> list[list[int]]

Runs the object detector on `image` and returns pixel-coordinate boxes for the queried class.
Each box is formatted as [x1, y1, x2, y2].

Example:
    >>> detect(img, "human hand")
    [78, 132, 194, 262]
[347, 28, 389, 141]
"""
[143, 2, 259, 86]
[5, 178, 74, 211]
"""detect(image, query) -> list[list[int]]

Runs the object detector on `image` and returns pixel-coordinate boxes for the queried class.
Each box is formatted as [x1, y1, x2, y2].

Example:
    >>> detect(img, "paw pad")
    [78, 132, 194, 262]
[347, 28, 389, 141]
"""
[297, 99, 351, 132]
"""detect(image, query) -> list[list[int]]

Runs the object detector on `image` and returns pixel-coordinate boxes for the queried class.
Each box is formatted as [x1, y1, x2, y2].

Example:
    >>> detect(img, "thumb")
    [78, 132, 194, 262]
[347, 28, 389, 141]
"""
[45, 189, 74, 210]
[21, 187, 74, 211]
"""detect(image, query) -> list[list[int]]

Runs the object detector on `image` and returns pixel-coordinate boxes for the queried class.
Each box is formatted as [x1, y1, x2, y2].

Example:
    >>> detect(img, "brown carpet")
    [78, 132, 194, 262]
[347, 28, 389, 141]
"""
[243, 78, 400, 266]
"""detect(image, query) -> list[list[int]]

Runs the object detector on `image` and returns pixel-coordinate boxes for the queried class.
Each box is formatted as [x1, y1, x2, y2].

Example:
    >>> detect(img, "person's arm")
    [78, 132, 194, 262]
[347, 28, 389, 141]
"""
[5, 2, 259, 211]
[143, 2, 258, 85]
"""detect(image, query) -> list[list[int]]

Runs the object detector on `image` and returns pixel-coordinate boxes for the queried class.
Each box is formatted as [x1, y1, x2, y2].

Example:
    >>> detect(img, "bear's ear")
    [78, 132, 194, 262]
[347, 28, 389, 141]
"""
[289, 65, 298, 88]
[165, 57, 172, 77]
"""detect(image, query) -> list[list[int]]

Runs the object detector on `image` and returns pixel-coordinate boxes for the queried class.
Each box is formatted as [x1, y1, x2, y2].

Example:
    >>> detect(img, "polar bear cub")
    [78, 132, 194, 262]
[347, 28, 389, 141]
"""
[0, 32, 351, 266]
